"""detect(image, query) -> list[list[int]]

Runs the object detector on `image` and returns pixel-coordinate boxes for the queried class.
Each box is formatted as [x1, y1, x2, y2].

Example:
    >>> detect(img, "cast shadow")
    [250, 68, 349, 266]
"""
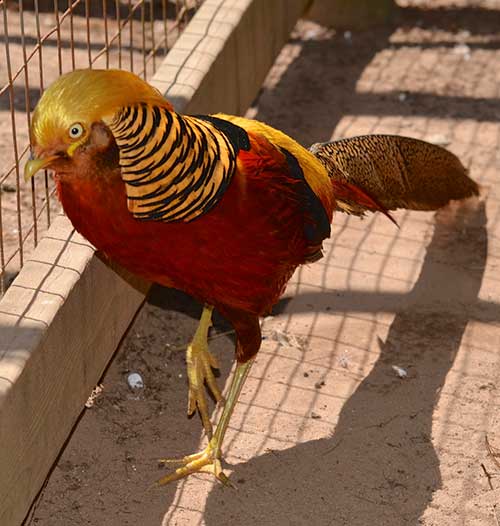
[202, 199, 487, 525]
[148, 285, 235, 338]
[251, 4, 500, 150]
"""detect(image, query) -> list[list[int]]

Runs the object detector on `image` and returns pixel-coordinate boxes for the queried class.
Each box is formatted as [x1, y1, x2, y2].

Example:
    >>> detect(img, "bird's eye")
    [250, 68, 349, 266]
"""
[68, 123, 84, 139]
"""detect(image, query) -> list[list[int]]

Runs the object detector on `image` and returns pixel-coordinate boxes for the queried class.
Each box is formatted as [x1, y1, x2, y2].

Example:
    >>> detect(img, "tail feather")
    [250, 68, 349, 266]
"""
[310, 134, 479, 220]
[331, 179, 399, 226]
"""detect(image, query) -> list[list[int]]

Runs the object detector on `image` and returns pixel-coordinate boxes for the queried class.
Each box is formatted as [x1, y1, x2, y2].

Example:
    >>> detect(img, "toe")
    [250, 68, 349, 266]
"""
[156, 447, 229, 486]
[187, 386, 213, 438]
[203, 363, 224, 404]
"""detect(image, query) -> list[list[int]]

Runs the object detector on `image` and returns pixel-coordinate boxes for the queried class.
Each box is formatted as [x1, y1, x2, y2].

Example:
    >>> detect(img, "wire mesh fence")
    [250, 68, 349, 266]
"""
[0, 0, 201, 295]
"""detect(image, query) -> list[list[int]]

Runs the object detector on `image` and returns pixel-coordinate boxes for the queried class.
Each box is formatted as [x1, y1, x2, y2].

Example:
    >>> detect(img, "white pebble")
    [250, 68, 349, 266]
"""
[392, 365, 408, 378]
[453, 43, 470, 54]
[127, 372, 144, 390]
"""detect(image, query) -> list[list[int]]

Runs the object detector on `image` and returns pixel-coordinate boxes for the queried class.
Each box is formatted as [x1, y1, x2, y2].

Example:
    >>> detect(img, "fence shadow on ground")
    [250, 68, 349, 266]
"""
[202, 192, 487, 526]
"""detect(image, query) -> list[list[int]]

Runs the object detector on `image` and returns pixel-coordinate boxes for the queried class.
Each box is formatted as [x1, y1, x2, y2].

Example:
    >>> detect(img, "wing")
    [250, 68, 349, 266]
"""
[310, 134, 479, 217]
[104, 104, 249, 222]
[215, 113, 336, 223]
[204, 124, 333, 263]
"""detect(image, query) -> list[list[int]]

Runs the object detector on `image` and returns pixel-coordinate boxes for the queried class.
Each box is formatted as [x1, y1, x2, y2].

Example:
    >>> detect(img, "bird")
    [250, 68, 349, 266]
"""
[25, 69, 479, 485]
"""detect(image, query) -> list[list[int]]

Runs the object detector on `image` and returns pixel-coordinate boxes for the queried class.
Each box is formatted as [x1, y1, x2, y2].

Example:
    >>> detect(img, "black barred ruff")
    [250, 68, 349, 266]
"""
[105, 103, 237, 222]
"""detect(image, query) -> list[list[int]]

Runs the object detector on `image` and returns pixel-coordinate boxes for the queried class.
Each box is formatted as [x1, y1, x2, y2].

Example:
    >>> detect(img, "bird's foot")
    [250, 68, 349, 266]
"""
[156, 359, 254, 487]
[157, 439, 232, 486]
[186, 336, 224, 438]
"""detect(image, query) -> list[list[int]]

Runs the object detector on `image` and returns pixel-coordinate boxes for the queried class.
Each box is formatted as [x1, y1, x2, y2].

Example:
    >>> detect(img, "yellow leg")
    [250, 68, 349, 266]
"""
[185, 305, 223, 439]
[158, 358, 254, 486]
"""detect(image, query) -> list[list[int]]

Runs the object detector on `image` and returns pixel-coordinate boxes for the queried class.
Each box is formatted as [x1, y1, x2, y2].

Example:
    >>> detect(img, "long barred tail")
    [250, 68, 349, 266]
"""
[310, 134, 479, 219]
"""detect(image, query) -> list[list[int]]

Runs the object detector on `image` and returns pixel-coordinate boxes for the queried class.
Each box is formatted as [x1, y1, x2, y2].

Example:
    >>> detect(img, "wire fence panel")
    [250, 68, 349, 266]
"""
[0, 0, 201, 295]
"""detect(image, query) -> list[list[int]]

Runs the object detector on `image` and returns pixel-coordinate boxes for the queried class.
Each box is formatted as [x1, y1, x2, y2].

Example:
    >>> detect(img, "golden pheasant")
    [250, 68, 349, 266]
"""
[25, 69, 478, 485]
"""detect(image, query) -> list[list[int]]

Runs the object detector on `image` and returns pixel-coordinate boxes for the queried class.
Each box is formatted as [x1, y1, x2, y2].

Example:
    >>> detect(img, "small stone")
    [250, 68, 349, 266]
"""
[311, 412, 322, 419]
[127, 372, 144, 390]
[303, 372, 309, 378]
[391, 365, 408, 378]
[453, 43, 470, 54]
[314, 380, 325, 389]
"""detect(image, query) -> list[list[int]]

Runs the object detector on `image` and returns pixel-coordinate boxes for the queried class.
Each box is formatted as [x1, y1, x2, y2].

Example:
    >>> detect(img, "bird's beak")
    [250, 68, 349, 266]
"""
[24, 154, 60, 182]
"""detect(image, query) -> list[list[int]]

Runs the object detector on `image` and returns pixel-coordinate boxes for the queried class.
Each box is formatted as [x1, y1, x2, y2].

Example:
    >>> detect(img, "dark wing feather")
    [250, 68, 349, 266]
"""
[310, 134, 479, 216]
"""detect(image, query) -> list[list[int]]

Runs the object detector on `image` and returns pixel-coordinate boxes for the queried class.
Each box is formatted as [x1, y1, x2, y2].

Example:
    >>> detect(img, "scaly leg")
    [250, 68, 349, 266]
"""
[158, 358, 254, 485]
[186, 305, 223, 438]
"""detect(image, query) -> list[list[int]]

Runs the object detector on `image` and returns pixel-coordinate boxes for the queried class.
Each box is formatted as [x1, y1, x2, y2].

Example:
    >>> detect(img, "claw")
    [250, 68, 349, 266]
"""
[157, 359, 254, 487]
[157, 441, 233, 487]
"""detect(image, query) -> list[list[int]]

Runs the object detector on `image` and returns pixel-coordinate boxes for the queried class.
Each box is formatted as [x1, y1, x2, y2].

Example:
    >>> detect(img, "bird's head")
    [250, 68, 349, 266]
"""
[24, 69, 171, 181]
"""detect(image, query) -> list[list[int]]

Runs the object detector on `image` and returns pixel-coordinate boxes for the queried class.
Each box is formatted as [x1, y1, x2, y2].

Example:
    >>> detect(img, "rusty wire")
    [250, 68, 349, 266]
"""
[0, 0, 199, 295]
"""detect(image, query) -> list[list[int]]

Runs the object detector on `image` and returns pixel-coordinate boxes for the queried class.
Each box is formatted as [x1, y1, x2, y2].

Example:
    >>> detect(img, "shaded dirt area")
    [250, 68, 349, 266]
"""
[27, 1, 500, 525]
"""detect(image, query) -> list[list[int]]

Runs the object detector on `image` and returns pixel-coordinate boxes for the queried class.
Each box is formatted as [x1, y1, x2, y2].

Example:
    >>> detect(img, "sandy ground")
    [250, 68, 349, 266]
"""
[24, 2, 500, 525]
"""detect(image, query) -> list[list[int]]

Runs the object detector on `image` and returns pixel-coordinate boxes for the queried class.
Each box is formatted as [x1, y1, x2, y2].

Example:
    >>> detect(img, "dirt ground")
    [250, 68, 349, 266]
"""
[24, 1, 500, 525]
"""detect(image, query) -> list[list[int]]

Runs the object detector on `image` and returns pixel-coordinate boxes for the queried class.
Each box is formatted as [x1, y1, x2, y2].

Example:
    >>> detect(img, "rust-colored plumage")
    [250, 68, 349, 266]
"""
[25, 69, 479, 485]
